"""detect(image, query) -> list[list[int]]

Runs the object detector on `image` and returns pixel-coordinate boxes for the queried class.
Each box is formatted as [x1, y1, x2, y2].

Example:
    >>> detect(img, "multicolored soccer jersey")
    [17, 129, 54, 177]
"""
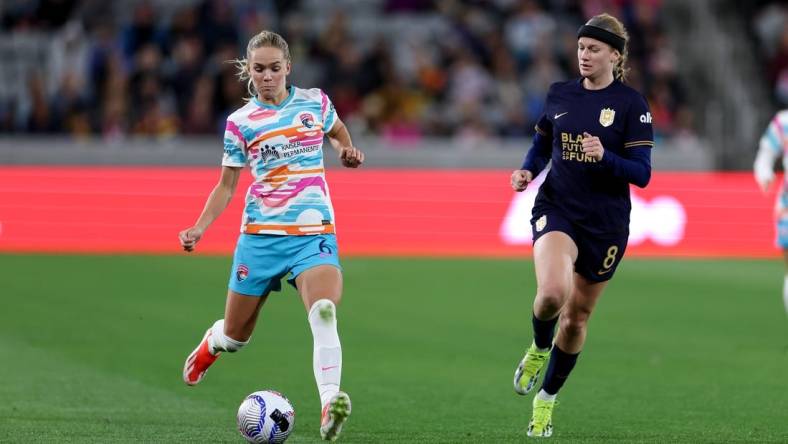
[754, 109, 788, 247]
[523, 78, 654, 236]
[223, 86, 338, 236]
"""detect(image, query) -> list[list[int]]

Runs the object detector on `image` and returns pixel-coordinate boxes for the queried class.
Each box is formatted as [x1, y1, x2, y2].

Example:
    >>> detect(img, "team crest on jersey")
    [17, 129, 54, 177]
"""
[236, 264, 249, 282]
[535, 215, 547, 232]
[599, 108, 615, 127]
[299, 112, 315, 129]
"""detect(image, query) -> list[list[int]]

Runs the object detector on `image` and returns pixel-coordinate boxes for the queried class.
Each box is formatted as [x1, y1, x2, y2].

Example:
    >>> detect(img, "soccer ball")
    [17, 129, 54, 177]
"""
[237, 390, 296, 444]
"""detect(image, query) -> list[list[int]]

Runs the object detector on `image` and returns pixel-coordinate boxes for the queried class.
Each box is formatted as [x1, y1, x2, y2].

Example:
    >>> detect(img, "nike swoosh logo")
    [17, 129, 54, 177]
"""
[554, 112, 568, 119]
[597, 268, 612, 275]
[321, 365, 338, 371]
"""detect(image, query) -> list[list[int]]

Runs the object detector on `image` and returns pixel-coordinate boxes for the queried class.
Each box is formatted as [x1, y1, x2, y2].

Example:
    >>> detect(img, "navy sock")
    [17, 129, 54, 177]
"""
[532, 312, 558, 349]
[541, 344, 580, 395]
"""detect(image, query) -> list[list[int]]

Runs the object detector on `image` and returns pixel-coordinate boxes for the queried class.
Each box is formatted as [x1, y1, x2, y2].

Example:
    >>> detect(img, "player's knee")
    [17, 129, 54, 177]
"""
[210, 319, 250, 353]
[308, 299, 336, 323]
[536, 284, 571, 312]
[559, 310, 590, 337]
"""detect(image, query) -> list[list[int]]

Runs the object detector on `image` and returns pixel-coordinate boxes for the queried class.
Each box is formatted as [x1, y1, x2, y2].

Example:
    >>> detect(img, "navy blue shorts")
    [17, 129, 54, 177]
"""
[531, 208, 628, 283]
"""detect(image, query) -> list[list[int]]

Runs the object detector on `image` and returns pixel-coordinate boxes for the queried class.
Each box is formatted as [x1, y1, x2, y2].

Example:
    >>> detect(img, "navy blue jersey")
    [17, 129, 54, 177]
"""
[522, 78, 653, 235]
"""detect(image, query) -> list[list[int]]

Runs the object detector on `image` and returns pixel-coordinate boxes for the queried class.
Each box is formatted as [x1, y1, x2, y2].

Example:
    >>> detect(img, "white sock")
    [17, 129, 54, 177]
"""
[208, 319, 248, 354]
[537, 389, 556, 402]
[308, 299, 342, 407]
[783, 275, 788, 315]
[534, 341, 551, 353]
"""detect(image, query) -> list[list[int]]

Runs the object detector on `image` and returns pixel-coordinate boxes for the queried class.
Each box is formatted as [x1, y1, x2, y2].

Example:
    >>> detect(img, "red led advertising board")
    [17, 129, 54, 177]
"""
[0, 167, 778, 258]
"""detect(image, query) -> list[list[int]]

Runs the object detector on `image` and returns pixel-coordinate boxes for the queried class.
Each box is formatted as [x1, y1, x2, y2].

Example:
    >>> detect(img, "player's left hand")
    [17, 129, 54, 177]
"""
[582, 132, 605, 161]
[340, 146, 364, 168]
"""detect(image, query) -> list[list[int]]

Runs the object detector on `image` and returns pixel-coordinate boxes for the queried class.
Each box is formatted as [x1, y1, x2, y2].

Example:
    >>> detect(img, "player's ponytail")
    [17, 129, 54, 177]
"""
[231, 30, 292, 99]
[583, 14, 630, 82]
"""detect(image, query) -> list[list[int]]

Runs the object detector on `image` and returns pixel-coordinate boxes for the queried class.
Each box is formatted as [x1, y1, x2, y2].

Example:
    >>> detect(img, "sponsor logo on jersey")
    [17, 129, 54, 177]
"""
[639, 112, 652, 123]
[236, 264, 249, 282]
[554, 112, 568, 120]
[599, 108, 615, 127]
[560, 132, 598, 163]
[260, 144, 281, 162]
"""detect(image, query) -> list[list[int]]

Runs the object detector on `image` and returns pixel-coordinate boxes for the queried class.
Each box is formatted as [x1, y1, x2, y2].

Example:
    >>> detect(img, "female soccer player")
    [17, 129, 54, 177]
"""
[754, 109, 788, 316]
[509, 13, 653, 438]
[179, 30, 363, 442]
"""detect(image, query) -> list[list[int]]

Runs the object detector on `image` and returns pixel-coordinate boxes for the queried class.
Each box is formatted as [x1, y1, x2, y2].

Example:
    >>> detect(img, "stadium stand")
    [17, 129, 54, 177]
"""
[3, 0, 775, 170]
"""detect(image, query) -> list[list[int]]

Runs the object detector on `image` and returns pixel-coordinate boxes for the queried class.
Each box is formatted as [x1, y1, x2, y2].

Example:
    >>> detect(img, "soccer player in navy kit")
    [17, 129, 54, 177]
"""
[509, 13, 654, 437]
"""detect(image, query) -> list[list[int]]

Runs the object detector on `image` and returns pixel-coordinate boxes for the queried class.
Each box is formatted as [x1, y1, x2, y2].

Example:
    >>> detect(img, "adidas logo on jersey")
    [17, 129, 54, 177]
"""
[640, 112, 652, 123]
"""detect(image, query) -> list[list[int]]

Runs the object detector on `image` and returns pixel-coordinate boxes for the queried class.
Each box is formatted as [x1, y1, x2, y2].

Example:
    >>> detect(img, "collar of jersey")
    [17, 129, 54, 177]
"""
[253, 85, 294, 110]
[576, 77, 618, 93]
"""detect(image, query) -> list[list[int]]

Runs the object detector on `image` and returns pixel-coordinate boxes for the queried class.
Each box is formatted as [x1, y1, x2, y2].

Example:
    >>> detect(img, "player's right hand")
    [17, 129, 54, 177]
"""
[511, 170, 534, 192]
[178, 227, 204, 252]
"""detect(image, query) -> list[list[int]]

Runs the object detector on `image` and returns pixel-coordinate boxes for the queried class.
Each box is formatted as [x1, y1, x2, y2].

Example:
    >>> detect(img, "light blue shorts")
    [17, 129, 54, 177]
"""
[778, 218, 788, 249]
[228, 234, 341, 297]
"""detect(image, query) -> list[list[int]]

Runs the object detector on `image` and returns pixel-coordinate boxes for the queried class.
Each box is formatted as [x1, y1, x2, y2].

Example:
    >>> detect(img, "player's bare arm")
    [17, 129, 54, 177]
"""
[179, 166, 242, 252]
[327, 118, 364, 168]
[754, 139, 778, 193]
[511, 169, 534, 192]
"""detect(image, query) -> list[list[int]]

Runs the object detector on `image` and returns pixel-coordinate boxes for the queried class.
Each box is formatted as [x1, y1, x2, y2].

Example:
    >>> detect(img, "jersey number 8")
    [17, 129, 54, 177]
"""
[602, 245, 619, 270]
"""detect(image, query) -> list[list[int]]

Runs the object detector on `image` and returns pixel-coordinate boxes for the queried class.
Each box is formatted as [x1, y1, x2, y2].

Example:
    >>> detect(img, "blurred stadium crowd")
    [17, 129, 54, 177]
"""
[0, 0, 692, 145]
[752, 1, 788, 108]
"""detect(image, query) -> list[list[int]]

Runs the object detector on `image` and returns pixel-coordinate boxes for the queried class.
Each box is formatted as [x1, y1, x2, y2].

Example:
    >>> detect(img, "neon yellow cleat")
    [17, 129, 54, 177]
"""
[527, 396, 556, 438]
[514, 342, 551, 395]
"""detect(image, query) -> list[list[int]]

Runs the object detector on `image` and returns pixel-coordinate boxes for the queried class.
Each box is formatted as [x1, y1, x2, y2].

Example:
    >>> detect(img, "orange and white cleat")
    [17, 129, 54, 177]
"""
[183, 329, 219, 386]
[320, 391, 351, 441]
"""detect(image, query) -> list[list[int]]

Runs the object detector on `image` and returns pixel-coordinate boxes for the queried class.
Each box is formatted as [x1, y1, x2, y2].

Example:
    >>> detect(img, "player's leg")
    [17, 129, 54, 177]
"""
[527, 276, 606, 438]
[544, 275, 606, 394]
[184, 233, 282, 386]
[528, 229, 626, 437]
[289, 234, 349, 441]
[296, 264, 350, 441]
[515, 230, 578, 395]
[221, 289, 268, 346]
[183, 290, 267, 385]
[782, 249, 788, 315]
[778, 211, 788, 315]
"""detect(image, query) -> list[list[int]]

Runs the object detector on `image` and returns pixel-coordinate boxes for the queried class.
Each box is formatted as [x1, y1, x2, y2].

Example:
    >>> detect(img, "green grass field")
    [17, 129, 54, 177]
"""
[1, 254, 786, 443]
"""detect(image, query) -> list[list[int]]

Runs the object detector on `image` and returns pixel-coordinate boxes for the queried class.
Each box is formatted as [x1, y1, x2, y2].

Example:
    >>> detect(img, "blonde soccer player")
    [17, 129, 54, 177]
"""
[510, 13, 653, 437]
[179, 30, 364, 442]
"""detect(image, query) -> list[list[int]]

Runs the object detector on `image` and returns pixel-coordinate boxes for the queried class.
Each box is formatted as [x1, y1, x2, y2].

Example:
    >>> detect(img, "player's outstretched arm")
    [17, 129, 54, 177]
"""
[326, 118, 364, 168]
[178, 166, 242, 252]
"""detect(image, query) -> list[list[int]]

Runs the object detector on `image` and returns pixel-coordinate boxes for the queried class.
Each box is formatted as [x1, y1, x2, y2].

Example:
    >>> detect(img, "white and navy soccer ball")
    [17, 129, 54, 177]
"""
[237, 390, 295, 444]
